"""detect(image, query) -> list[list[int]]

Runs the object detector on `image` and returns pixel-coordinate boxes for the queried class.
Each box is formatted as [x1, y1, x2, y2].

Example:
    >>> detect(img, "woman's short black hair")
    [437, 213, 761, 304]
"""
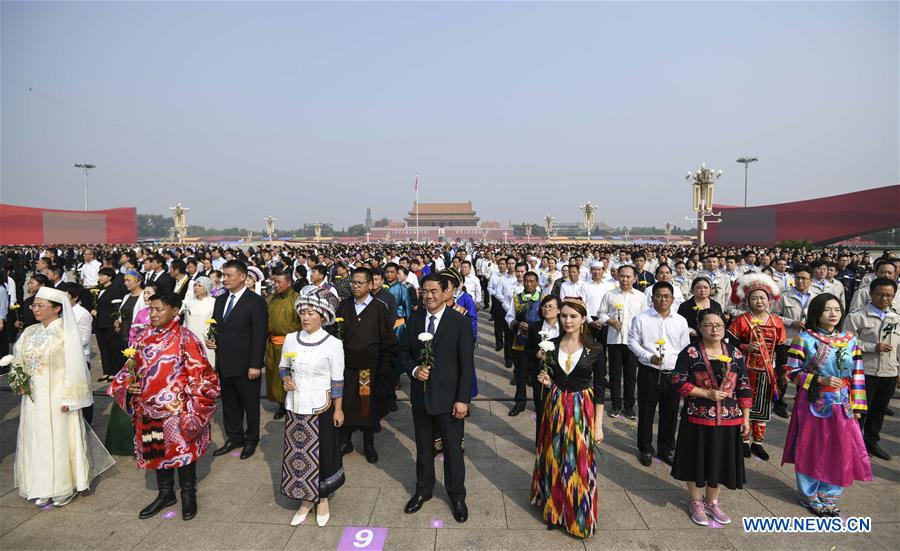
[805, 293, 845, 333]
[539, 294, 562, 320]
[149, 292, 183, 310]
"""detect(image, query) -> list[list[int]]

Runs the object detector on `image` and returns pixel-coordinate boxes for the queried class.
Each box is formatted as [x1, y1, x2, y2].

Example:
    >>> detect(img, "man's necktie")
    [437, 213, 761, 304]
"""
[427, 315, 436, 335]
[224, 294, 236, 320]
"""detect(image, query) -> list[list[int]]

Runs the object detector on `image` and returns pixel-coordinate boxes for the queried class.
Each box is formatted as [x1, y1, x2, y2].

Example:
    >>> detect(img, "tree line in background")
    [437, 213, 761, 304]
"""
[137, 214, 368, 239]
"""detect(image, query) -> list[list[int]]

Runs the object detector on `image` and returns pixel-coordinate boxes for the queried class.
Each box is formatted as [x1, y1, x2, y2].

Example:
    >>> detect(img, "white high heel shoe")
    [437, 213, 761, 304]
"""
[290, 504, 313, 526]
[316, 502, 330, 527]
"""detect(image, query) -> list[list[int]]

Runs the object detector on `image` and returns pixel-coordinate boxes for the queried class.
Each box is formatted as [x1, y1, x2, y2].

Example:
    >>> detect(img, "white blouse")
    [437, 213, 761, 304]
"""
[279, 328, 344, 415]
[558, 347, 584, 375]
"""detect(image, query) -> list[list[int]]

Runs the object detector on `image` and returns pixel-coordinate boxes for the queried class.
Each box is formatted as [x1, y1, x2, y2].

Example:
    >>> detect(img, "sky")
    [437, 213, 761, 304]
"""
[2, 1, 897, 232]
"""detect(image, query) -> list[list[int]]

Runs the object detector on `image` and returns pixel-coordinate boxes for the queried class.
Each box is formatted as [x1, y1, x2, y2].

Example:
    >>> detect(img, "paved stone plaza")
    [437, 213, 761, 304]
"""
[1, 318, 897, 550]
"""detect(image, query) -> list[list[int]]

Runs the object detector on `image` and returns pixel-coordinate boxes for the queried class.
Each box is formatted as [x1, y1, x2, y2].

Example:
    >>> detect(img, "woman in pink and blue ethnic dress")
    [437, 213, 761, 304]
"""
[781, 293, 872, 517]
[670, 310, 752, 527]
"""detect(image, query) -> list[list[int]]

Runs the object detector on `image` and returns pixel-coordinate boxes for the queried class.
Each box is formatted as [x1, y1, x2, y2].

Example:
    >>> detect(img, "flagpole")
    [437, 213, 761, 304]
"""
[415, 173, 420, 242]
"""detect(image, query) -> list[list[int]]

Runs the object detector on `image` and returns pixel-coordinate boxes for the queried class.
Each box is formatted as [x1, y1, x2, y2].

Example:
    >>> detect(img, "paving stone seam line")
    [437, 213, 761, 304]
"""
[623, 490, 651, 531]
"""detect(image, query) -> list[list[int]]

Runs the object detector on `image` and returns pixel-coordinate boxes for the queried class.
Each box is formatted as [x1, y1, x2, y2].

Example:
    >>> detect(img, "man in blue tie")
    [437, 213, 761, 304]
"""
[207, 260, 268, 460]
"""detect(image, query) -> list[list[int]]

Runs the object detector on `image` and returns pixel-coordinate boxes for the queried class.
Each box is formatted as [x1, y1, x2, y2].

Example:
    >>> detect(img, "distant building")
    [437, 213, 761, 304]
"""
[365, 208, 372, 229]
[369, 201, 509, 241]
[404, 202, 479, 228]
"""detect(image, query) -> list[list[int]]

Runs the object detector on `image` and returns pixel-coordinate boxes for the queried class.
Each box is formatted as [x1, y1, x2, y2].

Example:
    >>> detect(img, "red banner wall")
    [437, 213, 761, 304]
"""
[0, 204, 137, 245]
[706, 185, 900, 246]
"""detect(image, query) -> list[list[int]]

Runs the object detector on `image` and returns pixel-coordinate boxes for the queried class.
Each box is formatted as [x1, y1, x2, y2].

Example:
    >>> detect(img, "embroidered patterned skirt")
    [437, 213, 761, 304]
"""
[748, 370, 773, 423]
[671, 413, 745, 490]
[281, 407, 344, 502]
[530, 386, 598, 539]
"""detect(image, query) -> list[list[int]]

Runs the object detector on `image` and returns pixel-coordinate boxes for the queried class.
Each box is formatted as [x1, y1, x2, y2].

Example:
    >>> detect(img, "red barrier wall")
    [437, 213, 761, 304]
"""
[706, 185, 900, 246]
[0, 204, 137, 244]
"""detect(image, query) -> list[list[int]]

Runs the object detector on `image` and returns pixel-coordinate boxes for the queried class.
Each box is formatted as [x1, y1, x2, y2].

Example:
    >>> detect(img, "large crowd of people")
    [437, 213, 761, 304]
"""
[0, 241, 897, 538]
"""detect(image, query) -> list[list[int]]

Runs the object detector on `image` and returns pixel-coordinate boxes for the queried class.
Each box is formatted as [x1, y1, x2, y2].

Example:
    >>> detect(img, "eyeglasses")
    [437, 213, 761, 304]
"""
[700, 323, 725, 330]
[350, 280, 369, 287]
[421, 288, 442, 295]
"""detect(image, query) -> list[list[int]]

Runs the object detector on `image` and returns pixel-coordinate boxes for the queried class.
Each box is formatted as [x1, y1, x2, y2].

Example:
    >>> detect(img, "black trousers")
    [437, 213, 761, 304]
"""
[219, 373, 261, 445]
[773, 360, 789, 410]
[341, 426, 376, 450]
[490, 301, 506, 351]
[96, 327, 121, 376]
[636, 364, 680, 456]
[861, 375, 896, 448]
[480, 277, 491, 310]
[532, 382, 549, 444]
[412, 408, 466, 499]
[513, 350, 529, 405]
[608, 344, 637, 410]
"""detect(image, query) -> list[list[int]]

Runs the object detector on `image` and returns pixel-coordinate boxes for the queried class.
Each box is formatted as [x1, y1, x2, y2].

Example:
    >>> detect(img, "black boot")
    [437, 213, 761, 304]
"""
[178, 463, 198, 520]
[139, 469, 176, 519]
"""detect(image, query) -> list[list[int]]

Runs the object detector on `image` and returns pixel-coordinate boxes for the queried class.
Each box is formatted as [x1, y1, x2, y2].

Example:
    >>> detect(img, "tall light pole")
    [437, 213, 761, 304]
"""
[74, 163, 96, 211]
[523, 222, 533, 244]
[543, 215, 555, 239]
[736, 156, 758, 208]
[579, 202, 599, 241]
[685, 163, 723, 247]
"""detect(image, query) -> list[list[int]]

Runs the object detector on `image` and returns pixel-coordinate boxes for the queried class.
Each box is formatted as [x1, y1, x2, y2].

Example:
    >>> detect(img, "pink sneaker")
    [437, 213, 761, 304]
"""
[704, 500, 731, 525]
[689, 500, 709, 526]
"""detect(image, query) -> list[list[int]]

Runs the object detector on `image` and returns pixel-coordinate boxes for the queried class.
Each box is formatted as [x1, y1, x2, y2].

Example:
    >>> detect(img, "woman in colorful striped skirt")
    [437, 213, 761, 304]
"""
[781, 293, 872, 517]
[531, 300, 605, 539]
[279, 287, 345, 527]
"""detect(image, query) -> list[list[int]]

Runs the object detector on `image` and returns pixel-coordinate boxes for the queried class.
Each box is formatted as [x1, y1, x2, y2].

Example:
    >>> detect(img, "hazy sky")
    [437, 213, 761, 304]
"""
[2, 1, 897, 231]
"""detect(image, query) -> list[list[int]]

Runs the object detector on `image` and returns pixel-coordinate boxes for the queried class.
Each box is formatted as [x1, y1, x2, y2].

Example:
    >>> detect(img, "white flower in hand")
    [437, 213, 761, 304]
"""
[418, 333, 434, 343]
[0, 354, 13, 367]
[538, 330, 550, 340]
[538, 340, 556, 352]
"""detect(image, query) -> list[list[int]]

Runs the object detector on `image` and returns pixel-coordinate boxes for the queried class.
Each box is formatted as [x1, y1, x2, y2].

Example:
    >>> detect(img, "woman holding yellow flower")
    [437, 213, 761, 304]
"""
[781, 293, 872, 517]
[670, 310, 752, 527]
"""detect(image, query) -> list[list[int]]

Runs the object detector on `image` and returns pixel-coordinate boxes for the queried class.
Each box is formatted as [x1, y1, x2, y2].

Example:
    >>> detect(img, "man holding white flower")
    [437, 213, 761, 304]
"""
[404, 274, 474, 523]
[627, 281, 691, 467]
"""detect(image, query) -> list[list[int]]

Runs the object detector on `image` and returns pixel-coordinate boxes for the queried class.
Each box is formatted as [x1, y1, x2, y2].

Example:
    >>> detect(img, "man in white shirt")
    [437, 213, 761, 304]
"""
[627, 281, 690, 467]
[487, 258, 511, 357]
[559, 264, 586, 302]
[79, 249, 101, 288]
[583, 261, 615, 320]
[598, 265, 646, 419]
[64, 282, 96, 424]
[645, 264, 685, 309]
[500, 262, 526, 371]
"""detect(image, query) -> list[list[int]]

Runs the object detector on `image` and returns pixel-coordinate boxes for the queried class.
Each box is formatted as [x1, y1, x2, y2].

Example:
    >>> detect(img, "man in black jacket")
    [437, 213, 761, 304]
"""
[207, 260, 268, 460]
[93, 267, 124, 381]
[403, 274, 474, 523]
[144, 255, 175, 294]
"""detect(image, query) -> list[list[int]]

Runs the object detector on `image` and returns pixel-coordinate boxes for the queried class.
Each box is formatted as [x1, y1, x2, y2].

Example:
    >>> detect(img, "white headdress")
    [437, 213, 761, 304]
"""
[731, 273, 781, 307]
[35, 286, 93, 410]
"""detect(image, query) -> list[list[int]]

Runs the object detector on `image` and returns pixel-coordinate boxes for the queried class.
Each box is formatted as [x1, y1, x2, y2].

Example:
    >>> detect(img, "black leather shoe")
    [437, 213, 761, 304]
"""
[139, 469, 176, 519]
[607, 408, 621, 418]
[239, 443, 257, 460]
[273, 405, 287, 420]
[340, 442, 354, 456]
[451, 499, 468, 523]
[772, 403, 789, 419]
[364, 447, 379, 464]
[743, 442, 752, 458]
[868, 444, 892, 461]
[508, 403, 525, 417]
[212, 441, 243, 457]
[509, 376, 516, 385]
[623, 408, 637, 420]
[750, 443, 770, 461]
[658, 452, 675, 467]
[177, 463, 197, 520]
[404, 493, 431, 514]
[639, 453, 652, 467]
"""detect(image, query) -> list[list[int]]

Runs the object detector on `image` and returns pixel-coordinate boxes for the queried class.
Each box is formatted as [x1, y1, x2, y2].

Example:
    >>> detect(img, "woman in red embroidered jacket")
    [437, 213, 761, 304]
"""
[108, 292, 220, 522]
[670, 311, 752, 527]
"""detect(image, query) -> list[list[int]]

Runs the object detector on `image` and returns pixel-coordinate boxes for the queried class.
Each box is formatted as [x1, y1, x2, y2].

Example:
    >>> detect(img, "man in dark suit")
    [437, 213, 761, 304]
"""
[169, 259, 191, 301]
[403, 274, 474, 523]
[93, 267, 124, 381]
[144, 255, 175, 294]
[206, 260, 268, 460]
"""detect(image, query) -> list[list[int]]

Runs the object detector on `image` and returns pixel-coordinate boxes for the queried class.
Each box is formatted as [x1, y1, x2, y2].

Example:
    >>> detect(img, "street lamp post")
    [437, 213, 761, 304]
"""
[665, 222, 672, 243]
[543, 215, 555, 239]
[736, 156, 758, 208]
[579, 202, 598, 241]
[685, 162, 723, 247]
[74, 163, 96, 211]
[523, 222, 533, 244]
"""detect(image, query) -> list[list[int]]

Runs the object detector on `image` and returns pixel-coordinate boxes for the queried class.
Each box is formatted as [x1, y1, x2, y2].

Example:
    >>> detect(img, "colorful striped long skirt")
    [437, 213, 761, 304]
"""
[530, 386, 598, 539]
